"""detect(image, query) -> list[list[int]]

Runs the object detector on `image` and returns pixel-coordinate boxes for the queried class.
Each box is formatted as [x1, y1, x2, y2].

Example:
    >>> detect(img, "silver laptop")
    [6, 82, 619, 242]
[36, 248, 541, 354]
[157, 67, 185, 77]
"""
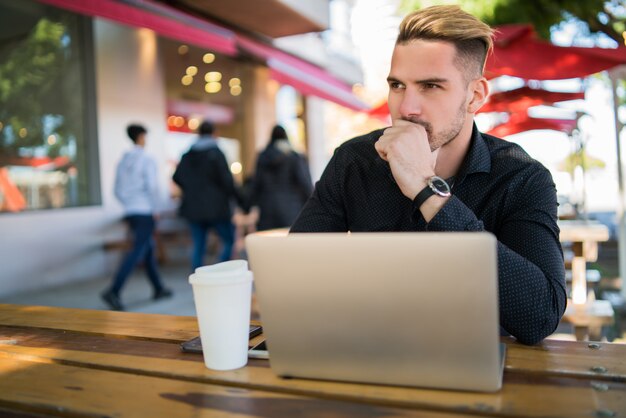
[245, 232, 504, 392]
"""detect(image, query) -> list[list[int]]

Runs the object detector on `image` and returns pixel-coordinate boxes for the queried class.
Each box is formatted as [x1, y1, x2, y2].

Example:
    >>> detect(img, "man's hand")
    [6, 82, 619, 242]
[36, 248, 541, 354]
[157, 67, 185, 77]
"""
[375, 119, 439, 200]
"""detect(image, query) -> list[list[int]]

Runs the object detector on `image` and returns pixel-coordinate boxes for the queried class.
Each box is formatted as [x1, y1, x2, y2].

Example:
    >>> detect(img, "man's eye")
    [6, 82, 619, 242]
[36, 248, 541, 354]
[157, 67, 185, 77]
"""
[425, 83, 440, 89]
[389, 82, 404, 90]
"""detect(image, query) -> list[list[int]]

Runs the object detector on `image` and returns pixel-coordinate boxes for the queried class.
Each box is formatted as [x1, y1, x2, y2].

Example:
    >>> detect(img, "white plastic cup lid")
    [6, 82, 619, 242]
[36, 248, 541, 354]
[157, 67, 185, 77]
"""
[194, 259, 248, 275]
[190, 260, 252, 286]
[189, 270, 252, 286]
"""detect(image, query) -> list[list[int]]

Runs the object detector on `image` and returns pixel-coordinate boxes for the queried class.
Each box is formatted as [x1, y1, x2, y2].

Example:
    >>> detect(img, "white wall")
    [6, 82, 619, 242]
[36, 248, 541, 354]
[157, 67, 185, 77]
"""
[306, 96, 328, 182]
[0, 207, 109, 296]
[96, 21, 170, 214]
[0, 19, 170, 297]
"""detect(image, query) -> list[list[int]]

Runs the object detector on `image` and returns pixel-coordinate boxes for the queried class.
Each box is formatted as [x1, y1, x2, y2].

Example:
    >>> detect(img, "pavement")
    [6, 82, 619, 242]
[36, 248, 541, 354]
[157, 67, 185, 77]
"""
[0, 250, 202, 317]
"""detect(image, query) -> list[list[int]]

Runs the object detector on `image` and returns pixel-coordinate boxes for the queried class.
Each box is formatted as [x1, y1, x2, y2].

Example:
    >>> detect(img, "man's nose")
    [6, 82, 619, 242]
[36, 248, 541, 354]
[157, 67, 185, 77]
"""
[398, 90, 422, 119]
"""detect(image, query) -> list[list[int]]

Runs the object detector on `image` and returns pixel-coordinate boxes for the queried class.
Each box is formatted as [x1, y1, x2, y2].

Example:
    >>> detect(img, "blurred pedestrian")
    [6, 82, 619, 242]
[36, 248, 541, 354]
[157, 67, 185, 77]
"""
[102, 124, 172, 311]
[173, 120, 241, 270]
[248, 125, 312, 231]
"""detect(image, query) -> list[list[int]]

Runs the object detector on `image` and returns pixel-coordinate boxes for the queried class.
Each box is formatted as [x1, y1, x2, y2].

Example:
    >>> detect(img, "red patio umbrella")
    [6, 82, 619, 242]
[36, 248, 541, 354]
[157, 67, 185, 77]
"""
[486, 24, 626, 80]
[479, 86, 585, 114]
[487, 113, 577, 137]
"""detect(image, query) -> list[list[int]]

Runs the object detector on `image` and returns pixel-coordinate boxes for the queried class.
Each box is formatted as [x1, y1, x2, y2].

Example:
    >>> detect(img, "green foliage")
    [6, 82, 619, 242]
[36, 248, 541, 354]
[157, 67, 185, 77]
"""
[399, 0, 624, 43]
[558, 149, 606, 175]
[0, 18, 67, 156]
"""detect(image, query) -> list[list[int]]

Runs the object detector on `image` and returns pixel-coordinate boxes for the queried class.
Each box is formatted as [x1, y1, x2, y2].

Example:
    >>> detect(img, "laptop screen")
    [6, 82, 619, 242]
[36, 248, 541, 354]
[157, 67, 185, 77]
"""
[245, 232, 503, 392]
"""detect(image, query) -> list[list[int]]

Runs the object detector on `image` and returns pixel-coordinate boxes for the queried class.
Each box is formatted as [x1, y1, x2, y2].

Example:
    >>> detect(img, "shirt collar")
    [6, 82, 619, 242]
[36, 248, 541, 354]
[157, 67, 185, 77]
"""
[454, 123, 491, 186]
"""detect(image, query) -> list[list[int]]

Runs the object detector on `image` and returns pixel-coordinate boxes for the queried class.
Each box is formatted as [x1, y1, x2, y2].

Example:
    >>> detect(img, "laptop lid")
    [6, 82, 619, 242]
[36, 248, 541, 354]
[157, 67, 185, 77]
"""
[245, 232, 503, 392]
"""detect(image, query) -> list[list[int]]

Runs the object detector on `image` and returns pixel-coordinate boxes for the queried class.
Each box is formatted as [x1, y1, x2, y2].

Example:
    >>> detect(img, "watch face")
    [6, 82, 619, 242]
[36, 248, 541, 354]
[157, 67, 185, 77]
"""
[429, 176, 451, 196]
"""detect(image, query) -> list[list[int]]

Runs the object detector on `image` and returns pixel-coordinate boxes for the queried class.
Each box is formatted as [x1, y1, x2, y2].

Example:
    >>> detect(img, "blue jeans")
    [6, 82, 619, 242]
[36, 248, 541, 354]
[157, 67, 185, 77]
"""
[110, 215, 164, 295]
[189, 220, 235, 270]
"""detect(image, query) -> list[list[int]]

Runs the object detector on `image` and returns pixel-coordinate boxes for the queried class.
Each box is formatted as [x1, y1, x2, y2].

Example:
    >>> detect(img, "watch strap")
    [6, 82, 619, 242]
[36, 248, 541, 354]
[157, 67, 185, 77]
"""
[413, 184, 435, 209]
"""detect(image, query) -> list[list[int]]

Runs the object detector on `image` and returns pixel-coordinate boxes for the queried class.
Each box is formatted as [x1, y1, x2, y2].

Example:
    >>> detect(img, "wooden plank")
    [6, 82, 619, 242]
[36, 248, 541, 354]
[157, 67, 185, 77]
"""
[0, 408, 55, 418]
[558, 221, 610, 243]
[2, 303, 625, 380]
[0, 303, 259, 343]
[562, 300, 615, 328]
[0, 303, 199, 341]
[0, 354, 458, 418]
[0, 344, 624, 418]
[506, 339, 626, 381]
[4, 325, 626, 381]
[0, 325, 265, 362]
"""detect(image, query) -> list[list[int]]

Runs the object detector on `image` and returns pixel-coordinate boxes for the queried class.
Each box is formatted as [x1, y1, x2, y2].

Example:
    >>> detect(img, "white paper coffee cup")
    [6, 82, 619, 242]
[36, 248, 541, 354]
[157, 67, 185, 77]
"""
[189, 260, 253, 371]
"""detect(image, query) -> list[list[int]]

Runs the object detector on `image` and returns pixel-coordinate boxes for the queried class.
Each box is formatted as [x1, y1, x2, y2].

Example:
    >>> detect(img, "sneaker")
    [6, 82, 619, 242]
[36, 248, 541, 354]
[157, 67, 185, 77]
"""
[153, 287, 174, 300]
[101, 291, 124, 311]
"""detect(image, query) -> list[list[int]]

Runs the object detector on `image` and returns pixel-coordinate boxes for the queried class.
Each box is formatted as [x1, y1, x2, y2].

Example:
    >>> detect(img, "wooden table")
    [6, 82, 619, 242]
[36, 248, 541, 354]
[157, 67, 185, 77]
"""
[0, 304, 625, 417]
[563, 299, 617, 341]
[559, 220, 610, 303]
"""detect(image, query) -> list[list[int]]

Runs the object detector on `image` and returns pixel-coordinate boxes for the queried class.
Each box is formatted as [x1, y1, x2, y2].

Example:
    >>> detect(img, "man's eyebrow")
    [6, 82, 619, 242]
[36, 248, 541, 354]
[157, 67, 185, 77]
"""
[415, 78, 449, 84]
[386, 76, 449, 84]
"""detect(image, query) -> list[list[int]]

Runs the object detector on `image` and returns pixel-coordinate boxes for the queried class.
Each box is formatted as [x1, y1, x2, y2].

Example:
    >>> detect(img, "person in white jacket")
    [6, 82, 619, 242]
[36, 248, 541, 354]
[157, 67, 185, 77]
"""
[101, 124, 172, 310]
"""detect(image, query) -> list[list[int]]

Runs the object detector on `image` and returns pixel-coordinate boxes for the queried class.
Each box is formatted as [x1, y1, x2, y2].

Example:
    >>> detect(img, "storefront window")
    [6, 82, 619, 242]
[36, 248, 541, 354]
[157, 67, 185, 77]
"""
[0, 0, 98, 213]
[161, 38, 247, 181]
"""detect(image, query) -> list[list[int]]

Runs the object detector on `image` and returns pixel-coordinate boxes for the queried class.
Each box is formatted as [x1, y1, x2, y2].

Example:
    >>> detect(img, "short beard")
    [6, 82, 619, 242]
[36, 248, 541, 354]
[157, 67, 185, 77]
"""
[402, 100, 467, 152]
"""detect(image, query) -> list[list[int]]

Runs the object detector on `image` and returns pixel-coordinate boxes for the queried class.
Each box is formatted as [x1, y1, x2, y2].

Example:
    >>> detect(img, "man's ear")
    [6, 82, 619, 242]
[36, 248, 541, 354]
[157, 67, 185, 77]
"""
[467, 77, 489, 114]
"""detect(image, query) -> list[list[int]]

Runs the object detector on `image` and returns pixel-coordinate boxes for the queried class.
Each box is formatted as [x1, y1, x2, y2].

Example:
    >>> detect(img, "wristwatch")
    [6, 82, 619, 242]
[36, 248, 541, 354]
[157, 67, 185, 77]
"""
[413, 176, 452, 209]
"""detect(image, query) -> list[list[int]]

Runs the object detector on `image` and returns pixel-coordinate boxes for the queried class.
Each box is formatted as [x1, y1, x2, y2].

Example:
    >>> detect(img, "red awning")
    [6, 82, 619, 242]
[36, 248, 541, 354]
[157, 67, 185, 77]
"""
[479, 86, 585, 113]
[487, 24, 626, 80]
[238, 36, 368, 111]
[487, 113, 577, 137]
[36, 0, 237, 56]
[37, 0, 367, 111]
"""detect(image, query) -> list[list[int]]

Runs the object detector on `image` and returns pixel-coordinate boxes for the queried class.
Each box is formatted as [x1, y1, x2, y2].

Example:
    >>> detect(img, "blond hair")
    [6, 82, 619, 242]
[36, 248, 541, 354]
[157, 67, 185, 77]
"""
[397, 5, 494, 79]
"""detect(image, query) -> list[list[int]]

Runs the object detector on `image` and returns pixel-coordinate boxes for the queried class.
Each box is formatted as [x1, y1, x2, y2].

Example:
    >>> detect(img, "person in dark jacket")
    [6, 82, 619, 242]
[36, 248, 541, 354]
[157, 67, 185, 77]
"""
[173, 121, 241, 270]
[248, 125, 313, 231]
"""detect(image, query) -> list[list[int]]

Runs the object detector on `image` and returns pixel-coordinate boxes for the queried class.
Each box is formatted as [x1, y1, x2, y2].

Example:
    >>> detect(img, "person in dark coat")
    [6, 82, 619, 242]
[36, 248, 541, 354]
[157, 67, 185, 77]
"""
[248, 125, 313, 231]
[173, 121, 241, 270]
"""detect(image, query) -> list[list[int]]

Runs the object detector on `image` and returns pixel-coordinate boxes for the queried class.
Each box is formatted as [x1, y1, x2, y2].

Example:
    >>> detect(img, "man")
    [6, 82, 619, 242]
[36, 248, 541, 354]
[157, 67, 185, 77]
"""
[173, 120, 241, 270]
[102, 124, 172, 311]
[291, 5, 566, 345]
